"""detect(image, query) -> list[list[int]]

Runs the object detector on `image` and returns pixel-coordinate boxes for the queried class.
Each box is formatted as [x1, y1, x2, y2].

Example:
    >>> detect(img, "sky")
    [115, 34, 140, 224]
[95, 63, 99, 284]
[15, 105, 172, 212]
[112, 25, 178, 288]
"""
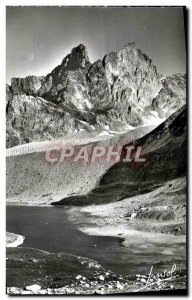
[6, 6, 186, 84]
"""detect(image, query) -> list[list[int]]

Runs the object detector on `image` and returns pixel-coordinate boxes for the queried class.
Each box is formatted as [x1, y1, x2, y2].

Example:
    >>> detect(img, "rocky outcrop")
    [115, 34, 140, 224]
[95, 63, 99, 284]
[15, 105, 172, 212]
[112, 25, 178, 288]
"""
[6, 43, 186, 148]
[152, 73, 186, 119]
[6, 95, 90, 148]
[38, 44, 91, 103]
[6, 84, 12, 106]
[11, 76, 45, 96]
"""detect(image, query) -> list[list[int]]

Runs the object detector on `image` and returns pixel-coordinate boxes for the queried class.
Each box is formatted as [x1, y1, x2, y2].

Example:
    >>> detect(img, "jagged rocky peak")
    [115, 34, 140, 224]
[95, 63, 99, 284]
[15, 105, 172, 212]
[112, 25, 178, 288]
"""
[6, 42, 186, 148]
[48, 43, 91, 83]
[62, 43, 90, 68]
[37, 44, 91, 100]
[103, 41, 162, 107]
[99, 42, 162, 127]
[8, 44, 91, 98]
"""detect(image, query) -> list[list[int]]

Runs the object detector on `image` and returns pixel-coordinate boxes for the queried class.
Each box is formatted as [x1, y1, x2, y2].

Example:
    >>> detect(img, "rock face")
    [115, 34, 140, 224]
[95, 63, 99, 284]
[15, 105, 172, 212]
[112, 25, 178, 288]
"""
[11, 76, 45, 96]
[6, 43, 186, 148]
[6, 95, 89, 148]
[152, 73, 186, 119]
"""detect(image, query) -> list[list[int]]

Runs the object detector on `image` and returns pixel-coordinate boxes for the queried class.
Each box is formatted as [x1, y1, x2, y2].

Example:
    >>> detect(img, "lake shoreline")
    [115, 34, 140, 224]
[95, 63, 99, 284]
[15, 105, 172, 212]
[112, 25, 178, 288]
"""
[6, 174, 187, 294]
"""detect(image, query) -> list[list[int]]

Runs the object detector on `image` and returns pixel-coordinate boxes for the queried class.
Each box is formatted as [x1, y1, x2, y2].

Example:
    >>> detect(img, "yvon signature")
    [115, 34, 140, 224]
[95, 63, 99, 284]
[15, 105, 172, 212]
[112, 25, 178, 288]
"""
[135, 264, 177, 292]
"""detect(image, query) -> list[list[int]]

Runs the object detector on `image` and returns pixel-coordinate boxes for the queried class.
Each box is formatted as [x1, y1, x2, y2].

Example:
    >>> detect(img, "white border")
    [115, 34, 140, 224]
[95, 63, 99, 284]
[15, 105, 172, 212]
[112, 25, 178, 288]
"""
[1, 1, 191, 299]
[1, 0, 190, 6]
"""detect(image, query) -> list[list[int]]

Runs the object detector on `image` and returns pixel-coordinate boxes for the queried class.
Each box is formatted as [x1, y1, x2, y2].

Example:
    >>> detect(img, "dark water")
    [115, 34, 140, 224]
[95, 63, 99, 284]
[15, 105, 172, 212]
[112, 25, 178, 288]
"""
[7, 206, 186, 276]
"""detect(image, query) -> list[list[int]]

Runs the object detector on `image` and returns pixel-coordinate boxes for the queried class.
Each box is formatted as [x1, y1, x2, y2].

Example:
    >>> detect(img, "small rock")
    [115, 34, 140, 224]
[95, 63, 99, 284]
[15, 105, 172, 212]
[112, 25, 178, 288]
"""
[76, 275, 82, 280]
[141, 275, 147, 278]
[26, 284, 41, 293]
[108, 284, 113, 289]
[21, 291, 32, 294]
[38, 289, 48, 294]
[116, 282, 124, 290]
[99, 275, 105, 281]
[170, 285, 174, 289]
[47, 288, 54, 294]
[7, 287, 22, 294]
[96, 288, 105, 294]
[131, 212, 137, 219]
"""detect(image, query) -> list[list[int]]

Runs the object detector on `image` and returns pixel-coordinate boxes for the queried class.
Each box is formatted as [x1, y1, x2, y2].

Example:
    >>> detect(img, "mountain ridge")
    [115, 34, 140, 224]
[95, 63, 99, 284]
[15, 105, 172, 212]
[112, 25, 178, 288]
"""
[6, 42, 186, 148]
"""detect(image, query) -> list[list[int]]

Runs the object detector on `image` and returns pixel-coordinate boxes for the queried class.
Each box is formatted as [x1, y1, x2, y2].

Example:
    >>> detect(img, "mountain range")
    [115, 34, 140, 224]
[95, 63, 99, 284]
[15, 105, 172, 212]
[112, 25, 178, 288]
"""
[6, 43, 186, 148]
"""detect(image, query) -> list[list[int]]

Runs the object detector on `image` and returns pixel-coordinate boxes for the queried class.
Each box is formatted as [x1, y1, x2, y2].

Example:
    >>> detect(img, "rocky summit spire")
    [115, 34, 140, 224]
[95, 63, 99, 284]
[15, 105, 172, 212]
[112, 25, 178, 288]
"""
[48, 43, 91, 86]
[61, 43, 90, 69]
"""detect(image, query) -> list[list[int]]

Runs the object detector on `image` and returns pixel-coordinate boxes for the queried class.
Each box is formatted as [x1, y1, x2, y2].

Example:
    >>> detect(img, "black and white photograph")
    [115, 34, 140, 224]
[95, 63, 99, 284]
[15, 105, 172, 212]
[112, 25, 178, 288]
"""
[6, 6, 187, 295]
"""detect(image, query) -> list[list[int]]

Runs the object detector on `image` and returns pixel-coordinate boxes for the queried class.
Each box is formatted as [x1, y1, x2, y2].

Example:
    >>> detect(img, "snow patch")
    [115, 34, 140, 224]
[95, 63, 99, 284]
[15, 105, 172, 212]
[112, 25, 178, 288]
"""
[98, 131, 113, 137]
[6, 232, 25, 248]
[142, 111, 165, 127]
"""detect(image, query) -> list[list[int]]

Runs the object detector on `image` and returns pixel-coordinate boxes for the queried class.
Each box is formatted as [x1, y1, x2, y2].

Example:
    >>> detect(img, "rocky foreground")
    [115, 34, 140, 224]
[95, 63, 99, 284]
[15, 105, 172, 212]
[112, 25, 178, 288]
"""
[7, 247, 186, 295]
